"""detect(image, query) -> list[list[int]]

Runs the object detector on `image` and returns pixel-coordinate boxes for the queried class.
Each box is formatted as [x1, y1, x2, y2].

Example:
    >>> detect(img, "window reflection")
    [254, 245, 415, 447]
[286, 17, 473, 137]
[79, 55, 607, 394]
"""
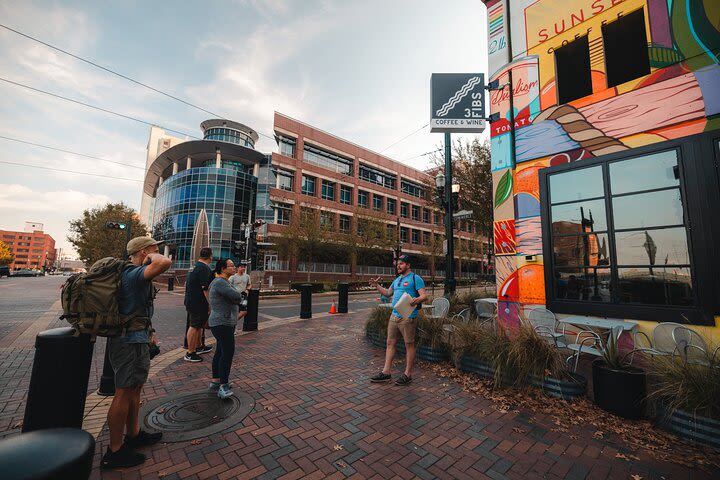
[609, 150, 678, 194]
[551, 199, 607, 234]
[615, 228, 689, 266]
[553, 233, 610, 267]
[549, 166, 603, 203]
[618, 267, 692, 305]
[612, 189, 683, 230]
[555, 268, 611, 302]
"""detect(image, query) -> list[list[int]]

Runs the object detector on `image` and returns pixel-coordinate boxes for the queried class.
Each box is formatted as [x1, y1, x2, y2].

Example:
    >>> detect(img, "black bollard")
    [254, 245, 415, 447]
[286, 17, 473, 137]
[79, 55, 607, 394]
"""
[337, 282, 349, 313]
[168, 276, 174, 291]
[0, 428, 95, 480]
[242, 288, 259, 331]
[23, 328, 94, 432]
[300, 284, 312, 319]
[97, 344, 115, 396]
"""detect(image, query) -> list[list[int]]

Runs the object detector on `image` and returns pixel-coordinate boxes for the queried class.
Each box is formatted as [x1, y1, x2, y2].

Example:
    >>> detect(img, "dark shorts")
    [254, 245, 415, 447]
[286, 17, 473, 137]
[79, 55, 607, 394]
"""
[187, 310, 209, 329]
[107, 338, 150, 389]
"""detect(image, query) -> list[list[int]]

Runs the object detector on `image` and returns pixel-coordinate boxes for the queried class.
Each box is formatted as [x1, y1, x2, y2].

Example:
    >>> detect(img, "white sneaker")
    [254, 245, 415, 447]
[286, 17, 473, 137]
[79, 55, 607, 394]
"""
[218, 384, 234, 399]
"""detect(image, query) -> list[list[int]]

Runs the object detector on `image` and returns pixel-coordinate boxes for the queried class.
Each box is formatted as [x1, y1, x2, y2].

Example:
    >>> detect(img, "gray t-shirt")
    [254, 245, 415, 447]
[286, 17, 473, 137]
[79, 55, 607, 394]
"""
[229, 272, 251, 293]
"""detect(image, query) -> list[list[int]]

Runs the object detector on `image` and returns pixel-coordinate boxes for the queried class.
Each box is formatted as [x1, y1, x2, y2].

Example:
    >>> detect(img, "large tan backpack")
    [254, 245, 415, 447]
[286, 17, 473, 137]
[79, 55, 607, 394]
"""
[60, 257, 150, 340]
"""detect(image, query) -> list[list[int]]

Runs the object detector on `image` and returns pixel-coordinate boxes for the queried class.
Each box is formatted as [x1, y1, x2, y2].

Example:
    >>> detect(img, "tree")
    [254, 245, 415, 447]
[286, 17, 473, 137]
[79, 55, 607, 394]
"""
[0, 241, 14, 266]
[67, 202, 148, 266]
[273, 207, 333, 281]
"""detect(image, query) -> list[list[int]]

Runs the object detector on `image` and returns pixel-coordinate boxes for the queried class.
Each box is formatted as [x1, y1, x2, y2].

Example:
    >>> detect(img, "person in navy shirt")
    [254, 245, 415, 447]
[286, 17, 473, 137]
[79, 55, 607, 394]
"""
[368, 254, 428, 385]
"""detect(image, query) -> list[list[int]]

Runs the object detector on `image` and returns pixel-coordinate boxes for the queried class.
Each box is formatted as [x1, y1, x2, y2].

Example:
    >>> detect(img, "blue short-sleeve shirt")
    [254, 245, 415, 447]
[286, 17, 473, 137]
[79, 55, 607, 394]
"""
[118, 265, 152, 343]
[391, 272, 425, 319]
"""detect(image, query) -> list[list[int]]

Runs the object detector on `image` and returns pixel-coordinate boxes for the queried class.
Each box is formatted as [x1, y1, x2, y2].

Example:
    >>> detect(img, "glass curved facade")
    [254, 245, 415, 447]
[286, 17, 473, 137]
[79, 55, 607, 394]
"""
[203, 127, 254, 148]
[152, 167, 257, 270]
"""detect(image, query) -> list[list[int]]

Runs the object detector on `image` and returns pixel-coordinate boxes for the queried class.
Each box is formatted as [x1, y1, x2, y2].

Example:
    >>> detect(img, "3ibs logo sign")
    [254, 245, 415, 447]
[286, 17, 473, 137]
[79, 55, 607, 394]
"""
[430, 73, 487, 133]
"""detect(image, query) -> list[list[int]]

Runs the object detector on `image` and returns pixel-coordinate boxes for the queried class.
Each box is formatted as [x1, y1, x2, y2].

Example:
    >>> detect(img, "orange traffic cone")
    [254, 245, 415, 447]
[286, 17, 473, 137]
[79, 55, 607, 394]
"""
[329, 299, 338, 314]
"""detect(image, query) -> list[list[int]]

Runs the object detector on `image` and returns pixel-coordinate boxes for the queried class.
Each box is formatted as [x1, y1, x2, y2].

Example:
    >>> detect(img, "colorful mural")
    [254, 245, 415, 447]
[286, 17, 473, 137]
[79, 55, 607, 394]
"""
[486, 0, 720, 325]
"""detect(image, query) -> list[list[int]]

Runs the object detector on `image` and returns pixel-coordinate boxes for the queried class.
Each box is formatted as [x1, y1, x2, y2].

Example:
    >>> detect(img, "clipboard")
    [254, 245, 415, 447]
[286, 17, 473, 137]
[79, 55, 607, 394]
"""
[393, 292, 415, 319]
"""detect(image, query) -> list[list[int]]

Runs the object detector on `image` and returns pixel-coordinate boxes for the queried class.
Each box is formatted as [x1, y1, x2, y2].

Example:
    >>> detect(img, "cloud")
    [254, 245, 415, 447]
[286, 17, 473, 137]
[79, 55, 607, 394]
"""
[0, 184, 113, 255]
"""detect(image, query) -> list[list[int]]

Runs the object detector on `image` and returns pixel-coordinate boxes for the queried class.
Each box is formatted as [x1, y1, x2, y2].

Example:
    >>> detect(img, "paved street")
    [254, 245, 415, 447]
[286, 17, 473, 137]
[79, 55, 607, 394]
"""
[0, 276, 718, 479]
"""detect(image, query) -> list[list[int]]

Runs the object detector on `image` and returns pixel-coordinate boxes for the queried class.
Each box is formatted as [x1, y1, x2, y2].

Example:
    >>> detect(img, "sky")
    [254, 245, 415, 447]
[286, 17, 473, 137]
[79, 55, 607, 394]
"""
[0, 0, 489, 256]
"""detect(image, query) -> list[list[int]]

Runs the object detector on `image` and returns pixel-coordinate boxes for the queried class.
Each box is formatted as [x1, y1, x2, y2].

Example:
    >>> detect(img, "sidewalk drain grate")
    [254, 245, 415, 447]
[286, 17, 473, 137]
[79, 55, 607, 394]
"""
[139, 390, 254, 442]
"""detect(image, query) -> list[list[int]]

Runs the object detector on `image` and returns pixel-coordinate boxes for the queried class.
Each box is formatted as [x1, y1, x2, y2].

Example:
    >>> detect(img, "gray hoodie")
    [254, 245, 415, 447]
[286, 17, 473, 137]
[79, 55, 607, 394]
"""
[208, 277, 245, 327]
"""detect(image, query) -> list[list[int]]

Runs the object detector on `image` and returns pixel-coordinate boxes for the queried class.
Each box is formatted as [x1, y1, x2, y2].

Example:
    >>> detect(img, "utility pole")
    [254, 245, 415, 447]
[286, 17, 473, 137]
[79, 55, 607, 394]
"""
[443, 132, 456, 297]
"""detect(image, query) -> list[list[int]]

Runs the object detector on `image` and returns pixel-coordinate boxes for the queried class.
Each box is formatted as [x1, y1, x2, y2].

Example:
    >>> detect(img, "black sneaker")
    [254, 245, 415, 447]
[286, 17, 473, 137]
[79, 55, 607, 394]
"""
[196, 345, 213, 355]
[184, 352, 202, 362]
[124, 429, 163, 448]
[101, 445, 146, 469]
[370, 372, 392, 383]
[395, 374, 412, 386]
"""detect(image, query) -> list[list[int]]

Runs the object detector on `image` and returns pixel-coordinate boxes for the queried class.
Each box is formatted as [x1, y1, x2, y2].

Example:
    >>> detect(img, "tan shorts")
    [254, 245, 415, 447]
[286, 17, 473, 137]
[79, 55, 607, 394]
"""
[387, 315, 417, 344]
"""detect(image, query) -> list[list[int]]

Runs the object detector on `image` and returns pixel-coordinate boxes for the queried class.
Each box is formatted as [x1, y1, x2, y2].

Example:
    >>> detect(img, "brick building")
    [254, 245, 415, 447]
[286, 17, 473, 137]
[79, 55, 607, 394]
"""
[0, 222, 56, 271]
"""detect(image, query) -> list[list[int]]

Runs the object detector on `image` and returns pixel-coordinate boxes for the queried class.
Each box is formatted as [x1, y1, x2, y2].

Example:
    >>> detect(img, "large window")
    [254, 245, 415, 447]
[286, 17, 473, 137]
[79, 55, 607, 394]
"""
[359, 164, 396, 189]
[541, 133, 720, 324]
[400, 227, 409, 243]
[301, 175, 316, 196]
[321, 180, 335, 201]
[278, 136, 296, 157]
[387, 198, 396, 215]
[400, 202, 409, 218]
[339, 215, 351, 233]
[340, 185, 352, 205]
[274, 168, 294, 191]
[411, 229, 419, 244]
[411, 205, 420, 221]
[358, 190, 369, 208]
[303, 144, 353, 175]
[401, 179, 425, 199]
[373, 194, 383, 211]
[320, 211, 335, 229]
[275, 203, 292, 225]
[603, 8, 650, 88]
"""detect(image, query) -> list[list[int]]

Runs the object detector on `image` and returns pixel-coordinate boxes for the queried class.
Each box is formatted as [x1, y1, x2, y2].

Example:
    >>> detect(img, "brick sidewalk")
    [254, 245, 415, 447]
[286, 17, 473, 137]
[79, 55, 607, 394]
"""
[90, 310, 717, 480]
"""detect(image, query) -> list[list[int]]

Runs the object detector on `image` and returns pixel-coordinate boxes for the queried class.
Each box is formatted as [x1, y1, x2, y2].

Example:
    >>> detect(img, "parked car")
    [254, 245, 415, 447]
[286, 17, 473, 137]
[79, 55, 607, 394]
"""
[11, 269, 41, 277]
[0, 266, 9, 278]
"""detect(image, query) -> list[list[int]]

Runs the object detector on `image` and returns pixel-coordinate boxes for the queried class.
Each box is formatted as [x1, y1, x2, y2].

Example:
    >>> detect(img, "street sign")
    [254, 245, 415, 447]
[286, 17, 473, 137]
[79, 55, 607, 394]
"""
[430, 73, 486, 133]
[453, 209, 474, 220]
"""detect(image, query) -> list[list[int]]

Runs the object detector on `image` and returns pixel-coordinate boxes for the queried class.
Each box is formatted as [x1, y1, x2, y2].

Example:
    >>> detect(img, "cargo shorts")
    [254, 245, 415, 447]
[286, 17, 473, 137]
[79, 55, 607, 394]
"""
[387, 314, 417, 345]
[107, 337, 150, 389]
[187, 310, 209, 329]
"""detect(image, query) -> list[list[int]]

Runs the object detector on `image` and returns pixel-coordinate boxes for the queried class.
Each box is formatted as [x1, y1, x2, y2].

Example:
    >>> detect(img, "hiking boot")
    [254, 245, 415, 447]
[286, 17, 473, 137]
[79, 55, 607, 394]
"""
[197, 345, 213, 355]
[101, 445, 146, 469]
[395, 374, 412, 386]
[370, 372, 392, 383]
[184, 352, 202, 362]
[124, 429, 162, 449]
[218, 384, 234, 399]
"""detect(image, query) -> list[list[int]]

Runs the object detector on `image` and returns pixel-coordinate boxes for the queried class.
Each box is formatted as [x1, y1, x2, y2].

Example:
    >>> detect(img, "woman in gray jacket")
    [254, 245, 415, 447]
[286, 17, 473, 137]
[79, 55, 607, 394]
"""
[208, 258, 245, 399]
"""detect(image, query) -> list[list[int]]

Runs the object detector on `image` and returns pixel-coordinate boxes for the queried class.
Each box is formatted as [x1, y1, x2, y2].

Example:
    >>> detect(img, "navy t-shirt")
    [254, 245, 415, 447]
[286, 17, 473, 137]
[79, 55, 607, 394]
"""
[185, 261, 213, 313]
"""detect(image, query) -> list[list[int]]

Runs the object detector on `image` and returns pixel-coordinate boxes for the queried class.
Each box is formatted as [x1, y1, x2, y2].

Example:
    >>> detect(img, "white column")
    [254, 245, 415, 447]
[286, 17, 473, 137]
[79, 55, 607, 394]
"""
[186, 155, 192, 169]
[172, 162, 178, 175]
[253, 163, 259, 177]
[215, 149, 221, 168]
[163, 245, 170, 257]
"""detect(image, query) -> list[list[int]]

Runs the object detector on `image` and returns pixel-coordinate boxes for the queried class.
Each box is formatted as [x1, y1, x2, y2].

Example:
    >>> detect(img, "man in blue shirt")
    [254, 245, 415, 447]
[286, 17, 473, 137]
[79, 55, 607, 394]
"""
[368, 254, 428, 385]
[102, 237, 171, 470]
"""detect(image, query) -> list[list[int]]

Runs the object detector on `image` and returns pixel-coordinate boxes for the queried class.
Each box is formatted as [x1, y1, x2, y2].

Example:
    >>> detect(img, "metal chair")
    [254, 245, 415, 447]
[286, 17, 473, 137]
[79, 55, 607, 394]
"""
[566, 329, 604, 372]
[526, 308, 567, 348]
[451, 308, 472, 324]
[425, 297, 450, 320]
[474, 299, 496, 322]
[672, 325, 710, 365]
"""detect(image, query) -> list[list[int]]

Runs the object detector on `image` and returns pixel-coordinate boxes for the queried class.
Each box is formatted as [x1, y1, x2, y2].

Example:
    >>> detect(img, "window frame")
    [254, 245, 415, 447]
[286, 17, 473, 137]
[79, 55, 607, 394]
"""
[340, 185, 353, 205]
[321, 179, 336, 201]
[301, 175, 316, 196]
[540, 131, 720, 325]
[358, 190, 369, 208]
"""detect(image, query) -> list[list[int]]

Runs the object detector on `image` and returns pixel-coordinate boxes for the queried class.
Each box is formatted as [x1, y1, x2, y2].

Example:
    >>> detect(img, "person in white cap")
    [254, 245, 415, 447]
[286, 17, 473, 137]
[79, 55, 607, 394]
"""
[102, 236, 171, 469]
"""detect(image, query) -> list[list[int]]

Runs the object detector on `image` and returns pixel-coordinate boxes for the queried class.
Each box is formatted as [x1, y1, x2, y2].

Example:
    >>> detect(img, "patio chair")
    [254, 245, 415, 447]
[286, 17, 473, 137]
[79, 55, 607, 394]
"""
[629, 322, 686, 364]
[526, 308, 567, 348]
[425, 297, 450, 320]
[566, 329, 605, 373]
[672, 326, 710, 365]
[451, 308, 472, 324]
[474, 299, 496, 322]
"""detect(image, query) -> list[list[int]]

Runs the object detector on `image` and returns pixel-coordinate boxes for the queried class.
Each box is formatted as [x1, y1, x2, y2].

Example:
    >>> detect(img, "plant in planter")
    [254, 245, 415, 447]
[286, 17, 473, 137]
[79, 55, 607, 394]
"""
[415, 312, 449, 362]
[592, 326, 647, 419]
[647, 346, 720, 448]
[452, 321, 511, 385]
[365, 305, 391, 347]
[504, 324, 587, 401]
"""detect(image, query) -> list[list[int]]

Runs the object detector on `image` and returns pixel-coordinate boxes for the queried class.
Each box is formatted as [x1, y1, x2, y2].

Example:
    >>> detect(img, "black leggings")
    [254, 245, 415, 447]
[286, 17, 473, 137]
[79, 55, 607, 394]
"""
[210, 325, 235, 385]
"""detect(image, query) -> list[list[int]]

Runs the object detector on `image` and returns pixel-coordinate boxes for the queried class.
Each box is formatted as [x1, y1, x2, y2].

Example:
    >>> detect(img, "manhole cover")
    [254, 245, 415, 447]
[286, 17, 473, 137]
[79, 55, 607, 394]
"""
[139, 390, 254, 442]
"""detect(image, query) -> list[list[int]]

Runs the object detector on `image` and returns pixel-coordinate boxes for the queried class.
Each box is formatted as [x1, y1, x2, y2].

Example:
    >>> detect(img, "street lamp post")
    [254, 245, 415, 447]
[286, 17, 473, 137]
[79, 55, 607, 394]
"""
[435, 143, 460, 297]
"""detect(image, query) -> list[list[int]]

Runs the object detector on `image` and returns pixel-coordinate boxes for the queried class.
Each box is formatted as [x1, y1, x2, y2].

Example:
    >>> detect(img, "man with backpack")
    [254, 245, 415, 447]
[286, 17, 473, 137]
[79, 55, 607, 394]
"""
[101, 237, 171, 469]
[368, 254, 428, 386]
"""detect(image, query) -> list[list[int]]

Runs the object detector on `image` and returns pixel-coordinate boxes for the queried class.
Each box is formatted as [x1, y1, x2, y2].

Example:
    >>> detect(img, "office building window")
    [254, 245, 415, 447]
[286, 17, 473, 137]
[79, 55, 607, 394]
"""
[400, 227, 409, 243]
[321, 180, 335, 201]
[274, 168, 294, 191]
[387, 198, 396, 215]
[400, 202, 409, 218]
[603, 8, 650, 88]
[278, 136, 296, 157]
[411, 230, 420, 244]
[301, 175, 316, 196]
[359, 164, 396, 189]
[303, 144, 353, 175]
[340, 185, 352, 205]
[339, 215, 351, 233]
[555, 36, 592, 104]
[401, 179, 425, 199]
[412, 205, 420, 221]
[275, 203, 292, 225]
[423, 209, 430, 223]
[358, 190, 369, 208]
[373, 194, 383, 211]
[422, 231, 430, 245]
[320, 211, 335, 229]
